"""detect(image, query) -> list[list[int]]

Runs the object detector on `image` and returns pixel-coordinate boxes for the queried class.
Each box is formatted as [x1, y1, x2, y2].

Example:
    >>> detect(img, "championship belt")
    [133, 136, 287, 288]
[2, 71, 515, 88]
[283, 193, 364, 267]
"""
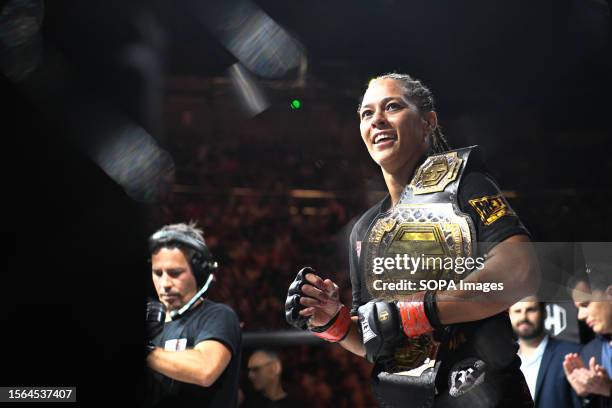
[363, 147, 479, 407]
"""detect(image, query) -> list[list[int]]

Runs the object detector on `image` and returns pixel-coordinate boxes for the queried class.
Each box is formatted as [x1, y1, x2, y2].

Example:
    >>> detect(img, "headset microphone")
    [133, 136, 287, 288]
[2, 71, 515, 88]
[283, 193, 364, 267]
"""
[169, 272, 215, 320]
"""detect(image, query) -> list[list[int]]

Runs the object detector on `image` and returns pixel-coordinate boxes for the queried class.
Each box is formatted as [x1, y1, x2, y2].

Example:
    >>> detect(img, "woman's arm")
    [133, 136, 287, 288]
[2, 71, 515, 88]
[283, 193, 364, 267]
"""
[436, 234, 539, 324]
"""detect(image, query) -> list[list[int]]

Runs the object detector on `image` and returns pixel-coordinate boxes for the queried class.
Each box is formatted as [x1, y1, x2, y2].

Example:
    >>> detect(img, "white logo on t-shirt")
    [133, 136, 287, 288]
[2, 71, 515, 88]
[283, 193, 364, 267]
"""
[164, 338, 187, 351]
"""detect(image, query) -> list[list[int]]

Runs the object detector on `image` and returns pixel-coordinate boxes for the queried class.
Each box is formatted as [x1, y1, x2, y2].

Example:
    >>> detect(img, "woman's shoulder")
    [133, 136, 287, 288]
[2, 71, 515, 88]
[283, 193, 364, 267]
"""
[350, 195, 390, 240]
[579, 336, 607, 361]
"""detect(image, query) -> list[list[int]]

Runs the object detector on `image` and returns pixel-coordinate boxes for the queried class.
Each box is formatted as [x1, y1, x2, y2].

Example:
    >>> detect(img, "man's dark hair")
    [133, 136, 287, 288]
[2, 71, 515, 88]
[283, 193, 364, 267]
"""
[568, 263, 611, 292]
[153, 222, 204, 259]
[524, 298, 547, 318]
[150, 221, 217, 287]
[584, 263, 612, 292]
[155, 221, 205, 246]
[253, 349, 281, 362]
[358, 73, 451, 154]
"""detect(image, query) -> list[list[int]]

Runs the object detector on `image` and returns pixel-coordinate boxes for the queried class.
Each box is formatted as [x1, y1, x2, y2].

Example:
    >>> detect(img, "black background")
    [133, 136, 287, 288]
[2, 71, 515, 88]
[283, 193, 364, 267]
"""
[1, 0, 610, 406]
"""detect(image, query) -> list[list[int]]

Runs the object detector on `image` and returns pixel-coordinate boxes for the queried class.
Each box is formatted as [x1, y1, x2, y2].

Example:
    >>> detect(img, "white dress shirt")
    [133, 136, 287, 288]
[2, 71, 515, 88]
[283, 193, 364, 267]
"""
[518, 335, 549, 400]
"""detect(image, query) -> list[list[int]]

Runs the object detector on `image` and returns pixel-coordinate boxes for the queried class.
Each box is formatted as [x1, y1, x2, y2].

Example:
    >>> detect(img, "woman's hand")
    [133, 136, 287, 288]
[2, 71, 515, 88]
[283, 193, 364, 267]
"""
[564, 354, 612, 397]
[298, 272, 343, 328]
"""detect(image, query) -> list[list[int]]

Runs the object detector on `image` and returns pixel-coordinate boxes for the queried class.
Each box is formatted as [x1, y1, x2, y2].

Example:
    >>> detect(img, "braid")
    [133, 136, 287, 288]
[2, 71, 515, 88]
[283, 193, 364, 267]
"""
[431, 127, 451, 154]
[366, 73, 451, 154]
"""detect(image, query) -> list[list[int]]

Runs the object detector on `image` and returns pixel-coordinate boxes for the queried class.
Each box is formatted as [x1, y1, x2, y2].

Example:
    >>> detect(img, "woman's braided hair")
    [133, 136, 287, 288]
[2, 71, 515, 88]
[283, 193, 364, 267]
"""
[363, 73, 451, 154]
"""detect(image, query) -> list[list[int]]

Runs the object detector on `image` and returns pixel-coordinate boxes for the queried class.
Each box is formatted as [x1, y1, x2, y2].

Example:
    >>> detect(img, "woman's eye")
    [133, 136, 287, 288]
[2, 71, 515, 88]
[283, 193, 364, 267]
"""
[361, 110, 373, 119]
[386, 102, 401, 111]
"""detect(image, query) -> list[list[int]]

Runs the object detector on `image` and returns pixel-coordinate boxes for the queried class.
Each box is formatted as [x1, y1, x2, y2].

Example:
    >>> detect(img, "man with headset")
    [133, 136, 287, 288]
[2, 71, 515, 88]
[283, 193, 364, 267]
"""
[144, 222, 242, 408]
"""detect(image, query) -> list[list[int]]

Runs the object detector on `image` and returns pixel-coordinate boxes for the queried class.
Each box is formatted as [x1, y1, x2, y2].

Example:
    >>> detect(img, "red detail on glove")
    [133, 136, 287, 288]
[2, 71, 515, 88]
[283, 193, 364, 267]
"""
[311, 305, 351, 343]
[397, 293, 434, 337]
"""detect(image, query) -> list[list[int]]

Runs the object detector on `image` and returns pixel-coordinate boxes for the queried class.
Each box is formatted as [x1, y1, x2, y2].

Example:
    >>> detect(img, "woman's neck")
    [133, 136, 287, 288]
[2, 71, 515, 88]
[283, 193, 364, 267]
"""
[382, 155, 426, 207]
[383, 170, 409, 207]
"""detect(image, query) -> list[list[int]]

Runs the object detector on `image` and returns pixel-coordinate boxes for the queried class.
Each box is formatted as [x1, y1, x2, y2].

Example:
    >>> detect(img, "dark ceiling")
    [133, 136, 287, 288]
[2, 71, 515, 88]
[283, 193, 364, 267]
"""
[41, 0, 611, 110]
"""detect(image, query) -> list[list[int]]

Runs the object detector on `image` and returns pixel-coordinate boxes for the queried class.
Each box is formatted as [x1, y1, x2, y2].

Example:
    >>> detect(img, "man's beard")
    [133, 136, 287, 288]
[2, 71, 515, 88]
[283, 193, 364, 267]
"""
[517, 320, 544, 340]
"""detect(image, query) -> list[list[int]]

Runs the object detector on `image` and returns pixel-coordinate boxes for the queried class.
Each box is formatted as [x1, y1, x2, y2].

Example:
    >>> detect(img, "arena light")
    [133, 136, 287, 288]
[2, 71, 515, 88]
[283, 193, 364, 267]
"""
[227, 63, 270, 117]
[290, 99, 301, 109]
[194, 0, 305, 79]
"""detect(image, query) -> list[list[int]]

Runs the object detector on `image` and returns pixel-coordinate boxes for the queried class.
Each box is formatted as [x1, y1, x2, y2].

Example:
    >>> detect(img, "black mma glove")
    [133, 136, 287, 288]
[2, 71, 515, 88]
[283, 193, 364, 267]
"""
[145, 300, 166, 355]
[358, 291, 441, 363]
[285, 267, 351, 342]
[285, 267, 313, 330]
[358, 300, 402, 363]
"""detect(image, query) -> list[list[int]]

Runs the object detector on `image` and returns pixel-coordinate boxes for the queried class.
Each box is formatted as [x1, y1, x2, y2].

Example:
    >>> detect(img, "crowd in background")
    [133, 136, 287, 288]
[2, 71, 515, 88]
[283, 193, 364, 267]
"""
[144, 105, 610, 406]
[148, 133, 378, 406]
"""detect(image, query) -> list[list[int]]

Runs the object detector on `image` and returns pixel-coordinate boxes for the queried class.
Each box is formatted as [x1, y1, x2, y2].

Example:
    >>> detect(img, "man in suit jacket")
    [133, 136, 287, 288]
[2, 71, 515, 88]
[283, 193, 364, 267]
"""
[510, 297, 582, 408]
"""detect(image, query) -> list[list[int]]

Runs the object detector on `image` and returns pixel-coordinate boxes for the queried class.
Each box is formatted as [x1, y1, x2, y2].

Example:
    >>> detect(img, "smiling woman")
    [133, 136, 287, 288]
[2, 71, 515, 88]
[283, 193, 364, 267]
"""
[286, 73, 539, 407]
[357, 74, 451, 205]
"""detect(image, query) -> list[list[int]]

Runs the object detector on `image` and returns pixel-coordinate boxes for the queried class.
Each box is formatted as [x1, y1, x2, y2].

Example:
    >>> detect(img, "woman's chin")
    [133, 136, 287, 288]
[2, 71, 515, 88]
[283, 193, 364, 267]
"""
[373, 151, 397, 168]
[377, 156, 410, 175]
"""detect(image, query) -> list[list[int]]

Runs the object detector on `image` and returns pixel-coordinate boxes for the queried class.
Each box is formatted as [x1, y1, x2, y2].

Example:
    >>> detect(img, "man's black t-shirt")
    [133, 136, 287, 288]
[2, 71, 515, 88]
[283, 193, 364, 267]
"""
[348, 169, 532, 405]
[244, 393, 305, 408]
[147, 299, 242, 408]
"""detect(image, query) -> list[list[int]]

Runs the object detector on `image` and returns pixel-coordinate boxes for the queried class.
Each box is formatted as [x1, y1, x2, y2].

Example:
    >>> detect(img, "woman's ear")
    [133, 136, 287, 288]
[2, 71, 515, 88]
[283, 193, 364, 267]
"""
[422, 111, 438, 140]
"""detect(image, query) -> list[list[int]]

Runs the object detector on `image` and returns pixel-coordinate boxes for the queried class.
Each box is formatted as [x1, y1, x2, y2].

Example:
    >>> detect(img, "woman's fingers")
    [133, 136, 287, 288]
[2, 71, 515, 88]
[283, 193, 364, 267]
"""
[563, 359, 573, 375]
[301, 283, 327, 300]
[305, 273, 340, 298]
[299, 307, 315, 316]
[300, 296, 323, 307]
[589, 356, 597, 371]
[323, 278, 339, 300]
[566, 353, 584, 371]
[305, 273, 326, 290]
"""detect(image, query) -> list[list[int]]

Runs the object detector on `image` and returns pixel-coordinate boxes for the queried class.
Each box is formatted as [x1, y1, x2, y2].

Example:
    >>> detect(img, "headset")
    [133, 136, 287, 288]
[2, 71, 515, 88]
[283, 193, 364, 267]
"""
[148, 229, 219, 320]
